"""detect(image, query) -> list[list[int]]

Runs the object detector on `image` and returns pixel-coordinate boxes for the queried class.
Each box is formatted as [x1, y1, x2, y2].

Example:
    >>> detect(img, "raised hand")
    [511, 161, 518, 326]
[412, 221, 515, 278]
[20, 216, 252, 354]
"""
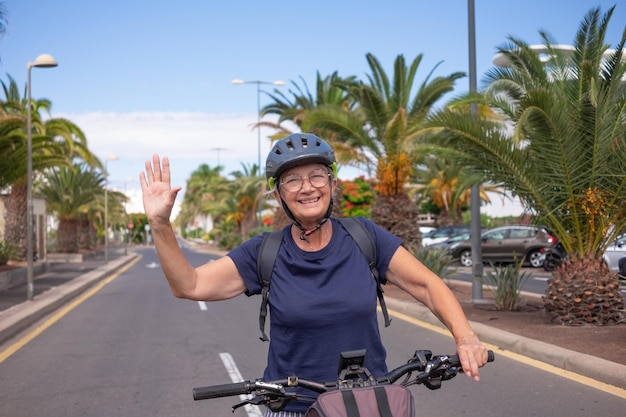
[140, 154, 182, 225]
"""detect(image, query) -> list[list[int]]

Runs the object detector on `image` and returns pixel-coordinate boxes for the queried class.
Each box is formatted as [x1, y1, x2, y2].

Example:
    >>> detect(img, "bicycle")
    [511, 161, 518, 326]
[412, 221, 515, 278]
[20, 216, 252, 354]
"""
[193, 348, 495, 415]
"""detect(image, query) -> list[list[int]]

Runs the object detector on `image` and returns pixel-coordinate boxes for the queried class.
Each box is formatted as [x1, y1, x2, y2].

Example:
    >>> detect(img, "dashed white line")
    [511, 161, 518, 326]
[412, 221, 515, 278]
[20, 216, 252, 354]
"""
[219, 352, 263, 417]
[197, 301, 208, 311]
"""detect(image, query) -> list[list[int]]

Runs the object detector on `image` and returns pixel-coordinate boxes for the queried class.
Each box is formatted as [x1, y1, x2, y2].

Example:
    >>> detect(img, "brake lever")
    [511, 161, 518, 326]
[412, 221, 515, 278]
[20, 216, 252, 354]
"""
[232, 395, 265, 411]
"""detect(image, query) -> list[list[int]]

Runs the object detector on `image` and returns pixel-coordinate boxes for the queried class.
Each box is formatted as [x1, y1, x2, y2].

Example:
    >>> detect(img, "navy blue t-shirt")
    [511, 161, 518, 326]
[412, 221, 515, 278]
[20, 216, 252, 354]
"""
[227, 217, 402, 412]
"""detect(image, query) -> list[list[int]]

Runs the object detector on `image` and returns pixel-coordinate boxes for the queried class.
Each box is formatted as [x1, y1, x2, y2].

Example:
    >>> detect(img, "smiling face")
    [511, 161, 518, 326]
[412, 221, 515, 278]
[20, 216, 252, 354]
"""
[274, 163, 336, 228]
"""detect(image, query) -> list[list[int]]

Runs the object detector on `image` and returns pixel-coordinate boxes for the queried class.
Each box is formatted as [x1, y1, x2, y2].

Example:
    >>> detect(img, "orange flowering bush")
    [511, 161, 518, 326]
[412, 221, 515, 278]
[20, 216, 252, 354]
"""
[338, 176, 374, 218]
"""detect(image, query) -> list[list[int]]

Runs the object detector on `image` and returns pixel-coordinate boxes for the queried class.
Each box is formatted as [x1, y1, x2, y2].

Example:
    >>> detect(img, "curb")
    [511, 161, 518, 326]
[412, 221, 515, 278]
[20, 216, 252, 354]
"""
[385, 296, 626, 390]
[0, 253, 140, 346]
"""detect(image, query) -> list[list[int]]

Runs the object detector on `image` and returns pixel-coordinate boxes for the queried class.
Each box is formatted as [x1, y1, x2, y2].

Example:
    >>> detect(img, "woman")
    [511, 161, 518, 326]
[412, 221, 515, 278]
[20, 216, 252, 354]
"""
[140, 133, 488, 416]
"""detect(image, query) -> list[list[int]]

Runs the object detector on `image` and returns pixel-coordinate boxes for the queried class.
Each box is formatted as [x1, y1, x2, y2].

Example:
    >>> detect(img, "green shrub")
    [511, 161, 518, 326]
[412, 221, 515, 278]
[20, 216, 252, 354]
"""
[0, 240, 16, 265]
[218, 233, 242, 251]
[412, 246, 456, 280]
[479, 260, 531, 311]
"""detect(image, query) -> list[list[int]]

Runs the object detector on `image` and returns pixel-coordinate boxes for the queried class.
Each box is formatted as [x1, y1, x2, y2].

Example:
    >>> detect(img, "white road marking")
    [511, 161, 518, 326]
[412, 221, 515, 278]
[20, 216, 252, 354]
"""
[219, 352, 263, 417]
[197, 301, 208, 311]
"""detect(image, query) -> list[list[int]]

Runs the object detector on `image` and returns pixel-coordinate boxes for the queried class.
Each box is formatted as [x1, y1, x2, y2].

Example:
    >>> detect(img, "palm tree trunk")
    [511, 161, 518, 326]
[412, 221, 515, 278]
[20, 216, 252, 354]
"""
[57, 218, 79, 253]
[78, 213, 95, 249]
[3, 182, 28, 261]
[372, 193, 422, 251]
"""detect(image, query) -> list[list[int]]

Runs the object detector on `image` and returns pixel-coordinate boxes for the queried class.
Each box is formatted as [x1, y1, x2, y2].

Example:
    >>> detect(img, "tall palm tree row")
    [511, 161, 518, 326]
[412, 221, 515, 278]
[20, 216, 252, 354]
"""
[424, 6, 625, 325]
[0, 76, 101, 259]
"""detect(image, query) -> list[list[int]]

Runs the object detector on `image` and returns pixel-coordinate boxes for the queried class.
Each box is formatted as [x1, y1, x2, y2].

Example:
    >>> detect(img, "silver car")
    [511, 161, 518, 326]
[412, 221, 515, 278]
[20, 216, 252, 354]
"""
[603, 235, 626, 274]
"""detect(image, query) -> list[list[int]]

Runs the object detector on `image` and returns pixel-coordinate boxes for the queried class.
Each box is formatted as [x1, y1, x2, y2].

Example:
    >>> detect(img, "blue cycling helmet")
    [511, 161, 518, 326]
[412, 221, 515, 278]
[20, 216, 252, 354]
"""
[266, 133, 337, 189]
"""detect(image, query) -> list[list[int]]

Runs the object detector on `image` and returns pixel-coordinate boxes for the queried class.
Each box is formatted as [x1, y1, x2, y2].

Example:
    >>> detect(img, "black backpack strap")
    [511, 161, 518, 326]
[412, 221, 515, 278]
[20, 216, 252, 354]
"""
[337, 218, 392, 327]
[374, 387, 394, 417]
[256, 231, 283, 342]
[341, 390, 361, 417]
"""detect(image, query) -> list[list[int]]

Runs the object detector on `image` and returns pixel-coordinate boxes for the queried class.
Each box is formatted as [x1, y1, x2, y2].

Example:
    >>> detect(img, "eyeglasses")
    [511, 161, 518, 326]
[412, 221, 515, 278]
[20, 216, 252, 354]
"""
[280, 169, 331, 193]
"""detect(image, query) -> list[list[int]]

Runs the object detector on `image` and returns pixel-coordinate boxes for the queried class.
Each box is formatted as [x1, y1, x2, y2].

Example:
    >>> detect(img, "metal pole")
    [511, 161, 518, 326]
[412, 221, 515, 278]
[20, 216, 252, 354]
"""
[256, 82, 262, 227]
[104, 161, 109, 262]
[123, 179, 129, 256]
[256, 82, 261, 174]
[24, 55, 57, 301]
[26, 65, 34, 300]
[468, 0, 484, 301]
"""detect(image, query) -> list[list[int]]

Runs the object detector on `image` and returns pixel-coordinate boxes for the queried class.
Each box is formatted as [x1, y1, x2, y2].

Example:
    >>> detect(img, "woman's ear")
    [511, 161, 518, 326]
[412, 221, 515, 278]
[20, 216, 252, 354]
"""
[272, 188, 282, 203]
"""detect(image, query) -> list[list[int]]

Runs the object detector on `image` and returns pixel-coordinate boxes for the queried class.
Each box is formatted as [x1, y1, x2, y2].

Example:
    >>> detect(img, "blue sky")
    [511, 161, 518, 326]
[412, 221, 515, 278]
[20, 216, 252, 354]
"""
[1, 1, 624, 215]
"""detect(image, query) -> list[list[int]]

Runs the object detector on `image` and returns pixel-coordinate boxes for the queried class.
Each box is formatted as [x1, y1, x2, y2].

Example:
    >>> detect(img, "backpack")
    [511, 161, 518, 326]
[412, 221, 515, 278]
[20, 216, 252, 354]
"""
[256, 217, 392, 341]
[305, 385, 414, 417]
[306, 349, 414, 417]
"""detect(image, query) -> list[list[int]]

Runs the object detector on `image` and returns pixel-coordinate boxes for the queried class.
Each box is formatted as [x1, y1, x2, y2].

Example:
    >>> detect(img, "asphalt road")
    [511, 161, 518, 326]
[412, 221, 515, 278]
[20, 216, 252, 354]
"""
[0, 245, 624, 416]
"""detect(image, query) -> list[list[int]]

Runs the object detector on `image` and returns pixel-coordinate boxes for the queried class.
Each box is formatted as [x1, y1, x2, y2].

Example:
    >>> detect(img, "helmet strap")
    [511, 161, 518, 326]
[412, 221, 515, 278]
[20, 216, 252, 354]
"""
[297, 218, 328, 242]
[280, 198, 334, 243]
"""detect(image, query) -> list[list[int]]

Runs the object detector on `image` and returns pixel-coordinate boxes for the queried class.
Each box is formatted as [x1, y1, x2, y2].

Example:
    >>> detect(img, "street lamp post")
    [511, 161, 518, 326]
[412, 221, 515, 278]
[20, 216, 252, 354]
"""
[104, 154, 118, 262]
[231, 79, 285, 226]
[123, 177, 133, 255]
[231, 79, 285, 171]
[26, 54, 57, 301]
[210, 147, 227, 168]
[467, 0, 484, 302]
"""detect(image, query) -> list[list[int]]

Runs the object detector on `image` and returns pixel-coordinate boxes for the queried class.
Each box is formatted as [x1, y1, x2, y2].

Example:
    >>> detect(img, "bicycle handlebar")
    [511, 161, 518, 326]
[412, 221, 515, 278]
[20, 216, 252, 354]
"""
[193, 350, 495, 402]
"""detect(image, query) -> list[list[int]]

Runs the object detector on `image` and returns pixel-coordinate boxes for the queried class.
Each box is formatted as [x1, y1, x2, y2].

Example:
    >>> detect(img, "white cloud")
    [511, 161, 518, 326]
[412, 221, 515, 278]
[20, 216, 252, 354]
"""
[61, 110, 263, 163]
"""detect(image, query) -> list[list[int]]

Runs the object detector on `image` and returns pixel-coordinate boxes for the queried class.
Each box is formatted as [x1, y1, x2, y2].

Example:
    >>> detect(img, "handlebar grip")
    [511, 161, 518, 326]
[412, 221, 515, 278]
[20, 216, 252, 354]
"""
[193, 381, 251, 401]
[448, 350, 495, 368]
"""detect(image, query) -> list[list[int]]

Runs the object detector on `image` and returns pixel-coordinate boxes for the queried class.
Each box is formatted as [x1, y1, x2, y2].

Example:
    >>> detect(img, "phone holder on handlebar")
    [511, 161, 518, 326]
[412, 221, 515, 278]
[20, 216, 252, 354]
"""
[336, 349, 377, 388]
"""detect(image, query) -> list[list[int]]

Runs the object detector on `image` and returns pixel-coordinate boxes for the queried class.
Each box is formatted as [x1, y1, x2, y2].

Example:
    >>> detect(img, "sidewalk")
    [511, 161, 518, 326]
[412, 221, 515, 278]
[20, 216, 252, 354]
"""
[0, 242, 625, 391]
[0, 246, 139, 346]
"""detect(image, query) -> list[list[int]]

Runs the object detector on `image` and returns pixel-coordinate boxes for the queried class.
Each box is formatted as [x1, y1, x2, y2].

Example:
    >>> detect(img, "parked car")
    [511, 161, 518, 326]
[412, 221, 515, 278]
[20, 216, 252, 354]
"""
[419, 226, 437, 236]
[447, 225, 557, 268]
[603, 234, 626, 274]
[428, 232, 470, 250]
[422, 226, 471, 247]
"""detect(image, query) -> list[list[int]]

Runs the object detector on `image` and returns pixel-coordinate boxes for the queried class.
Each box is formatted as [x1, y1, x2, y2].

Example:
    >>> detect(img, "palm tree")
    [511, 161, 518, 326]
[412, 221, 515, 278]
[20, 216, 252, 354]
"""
[0, 117, 30, 188]
[302, 53, 465, 250]
[176, 163, 225, 232]
[39, 164, 104, 253]
[412, 155, 504, 225]
[0, 76, 98, 260]
[0, 2, 7, 55]
[228, 164, 268, 238]
[425, 6, 625, 325]
[262, 72, 371, 173]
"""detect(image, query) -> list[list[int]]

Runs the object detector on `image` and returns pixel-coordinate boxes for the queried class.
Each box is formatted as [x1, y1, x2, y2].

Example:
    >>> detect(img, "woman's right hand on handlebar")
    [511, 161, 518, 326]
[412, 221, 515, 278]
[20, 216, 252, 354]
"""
[456, 334, 489, 382]
[140, 154, 182, 225]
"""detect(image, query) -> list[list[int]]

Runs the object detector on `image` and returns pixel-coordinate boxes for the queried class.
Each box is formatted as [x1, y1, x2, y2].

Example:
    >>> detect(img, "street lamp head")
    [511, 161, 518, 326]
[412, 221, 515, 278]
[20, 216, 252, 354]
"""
[231, 79, 285, 86]
[107, 154, 119, 162]
[29, 54, 58, 69]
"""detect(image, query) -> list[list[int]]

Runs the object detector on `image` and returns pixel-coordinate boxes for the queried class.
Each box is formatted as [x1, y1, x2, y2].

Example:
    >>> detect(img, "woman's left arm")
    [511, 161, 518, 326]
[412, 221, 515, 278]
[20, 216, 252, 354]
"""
[385, 245, 489, 381]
